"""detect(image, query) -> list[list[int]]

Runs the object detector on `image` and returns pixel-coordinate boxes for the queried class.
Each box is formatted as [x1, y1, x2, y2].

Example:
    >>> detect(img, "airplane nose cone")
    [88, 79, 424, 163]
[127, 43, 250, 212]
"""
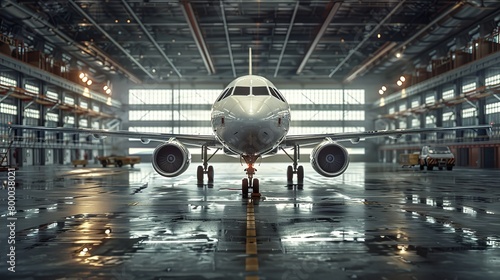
[230, 96, 273, 119]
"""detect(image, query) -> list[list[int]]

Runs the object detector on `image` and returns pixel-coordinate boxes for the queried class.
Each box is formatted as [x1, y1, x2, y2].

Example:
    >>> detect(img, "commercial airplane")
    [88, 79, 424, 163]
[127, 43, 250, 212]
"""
[9, 50, 492, 198]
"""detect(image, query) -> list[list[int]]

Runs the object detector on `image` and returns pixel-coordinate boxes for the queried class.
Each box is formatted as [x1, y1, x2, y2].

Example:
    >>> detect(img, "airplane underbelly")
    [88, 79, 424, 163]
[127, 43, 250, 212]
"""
[217, 121, 286, 155]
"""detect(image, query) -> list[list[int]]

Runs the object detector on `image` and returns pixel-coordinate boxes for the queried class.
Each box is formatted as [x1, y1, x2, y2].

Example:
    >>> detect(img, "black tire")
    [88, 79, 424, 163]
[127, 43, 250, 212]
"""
[297, 165, 304, 184]
[197, 166, 204, 183]
[252, 178, 260, 193]
[117, 160, 123, 167]
[438, 167, 443, 170]
[419, 164, 424, 170]
[427, 165, 433, 171]
[74, 165, 77, 167]
[101, 161, 107, 167]
[131, 164, 134, 168]
[207, 165, 214, 182]
[287, 165, 293, 183]
[242, 178, 249, 198]
[83, 165, 86, 167]
[447, 165, 453, 171]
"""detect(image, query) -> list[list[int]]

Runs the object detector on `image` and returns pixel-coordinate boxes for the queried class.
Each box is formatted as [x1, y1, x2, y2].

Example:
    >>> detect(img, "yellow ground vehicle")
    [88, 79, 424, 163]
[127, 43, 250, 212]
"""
[96, 155, 141, 168]
[399, 153, 420, 167]
[71, 159, 88, 167]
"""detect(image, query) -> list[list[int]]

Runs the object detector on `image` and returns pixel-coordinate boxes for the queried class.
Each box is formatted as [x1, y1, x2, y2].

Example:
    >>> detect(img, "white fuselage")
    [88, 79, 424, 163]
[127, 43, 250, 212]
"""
[211, 75, 290, 157]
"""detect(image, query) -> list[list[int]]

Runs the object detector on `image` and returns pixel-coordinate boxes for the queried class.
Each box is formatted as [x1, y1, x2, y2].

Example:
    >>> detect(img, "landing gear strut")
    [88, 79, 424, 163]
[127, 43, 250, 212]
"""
[241, 155, 260, 198]
[282, 145, 304, 188]
[197, 145, 220, 185]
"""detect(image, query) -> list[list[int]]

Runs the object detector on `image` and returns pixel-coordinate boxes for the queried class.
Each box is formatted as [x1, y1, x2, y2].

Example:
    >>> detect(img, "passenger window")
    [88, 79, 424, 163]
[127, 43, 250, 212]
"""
[252, 86, 270, 96]
[233, 86, 249, 96]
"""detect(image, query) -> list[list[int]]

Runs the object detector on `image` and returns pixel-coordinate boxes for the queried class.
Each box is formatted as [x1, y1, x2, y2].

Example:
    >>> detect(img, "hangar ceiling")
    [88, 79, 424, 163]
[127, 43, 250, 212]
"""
[1, 0, 500, 85]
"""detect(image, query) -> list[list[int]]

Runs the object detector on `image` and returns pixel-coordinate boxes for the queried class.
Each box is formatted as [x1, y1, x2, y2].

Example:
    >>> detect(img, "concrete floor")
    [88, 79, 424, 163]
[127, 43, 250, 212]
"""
[1, 162, 500, 279]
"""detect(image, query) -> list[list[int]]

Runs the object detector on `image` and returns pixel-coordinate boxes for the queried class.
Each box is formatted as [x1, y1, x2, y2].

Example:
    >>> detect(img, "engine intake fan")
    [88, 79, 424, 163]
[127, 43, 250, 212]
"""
[152, 140, 191, 177]
[310, 141, 349, 177]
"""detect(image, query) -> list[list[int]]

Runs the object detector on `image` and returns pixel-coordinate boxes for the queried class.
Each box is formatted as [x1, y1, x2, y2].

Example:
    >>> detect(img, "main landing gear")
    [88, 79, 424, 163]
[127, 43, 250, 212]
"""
[197, 145, 220, 186]
[282, 145, 304, 188]
[241, 155, 260, 199]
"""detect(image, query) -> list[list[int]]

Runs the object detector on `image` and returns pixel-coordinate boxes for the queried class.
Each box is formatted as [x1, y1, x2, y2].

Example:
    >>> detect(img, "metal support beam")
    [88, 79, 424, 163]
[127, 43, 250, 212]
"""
[121, 0, 182, 78]
[492, 94, 500, 102]
[0, 88, 14, 103]
[220, 0, 236, 77]
[297, 1, 342, 75]
[465, 98, 477, 108]
[23, 100, 35, 110]
[181, 0, 216, 75]
[275, 1, 300, 78]
[68, 0, 155, 80]
[330, 0, 406, 78]
[47, 102, 59, 112]
[4, 0, 142, 85]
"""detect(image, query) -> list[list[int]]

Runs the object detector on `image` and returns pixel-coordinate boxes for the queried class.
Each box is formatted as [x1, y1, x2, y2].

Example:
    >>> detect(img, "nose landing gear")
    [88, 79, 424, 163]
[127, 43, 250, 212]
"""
[241, 156, 260, 198]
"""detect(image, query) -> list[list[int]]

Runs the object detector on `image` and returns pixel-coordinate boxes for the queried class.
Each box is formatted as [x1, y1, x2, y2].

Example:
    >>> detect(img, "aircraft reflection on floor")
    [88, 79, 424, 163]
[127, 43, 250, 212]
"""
[0, 162, 499, 279]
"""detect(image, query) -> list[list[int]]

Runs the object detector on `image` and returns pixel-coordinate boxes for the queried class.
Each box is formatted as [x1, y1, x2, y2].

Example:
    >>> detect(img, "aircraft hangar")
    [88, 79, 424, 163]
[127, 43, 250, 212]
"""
[1, 0, 500, 279]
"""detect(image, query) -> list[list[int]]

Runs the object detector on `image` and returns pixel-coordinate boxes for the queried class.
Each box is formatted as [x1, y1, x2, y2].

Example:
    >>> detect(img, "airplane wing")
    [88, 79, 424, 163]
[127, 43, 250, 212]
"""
[282, 125, 492, 147]
[8, 124, 219, 147]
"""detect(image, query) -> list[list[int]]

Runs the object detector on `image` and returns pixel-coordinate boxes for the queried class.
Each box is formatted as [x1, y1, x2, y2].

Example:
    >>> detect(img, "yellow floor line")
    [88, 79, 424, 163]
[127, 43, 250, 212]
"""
[245, 199, 259, 279]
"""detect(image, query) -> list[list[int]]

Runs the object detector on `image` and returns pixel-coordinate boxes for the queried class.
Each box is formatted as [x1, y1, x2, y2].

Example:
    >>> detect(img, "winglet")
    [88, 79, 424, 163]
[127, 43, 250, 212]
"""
[249, 47, 252, 75]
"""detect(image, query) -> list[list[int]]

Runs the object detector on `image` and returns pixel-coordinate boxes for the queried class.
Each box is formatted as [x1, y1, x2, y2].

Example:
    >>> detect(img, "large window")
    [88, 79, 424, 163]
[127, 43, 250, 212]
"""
[128, 88, 366, 155]
[442, 89, 454, 99]
[281, 89, 364, 105]
[0, 75, 16, 86]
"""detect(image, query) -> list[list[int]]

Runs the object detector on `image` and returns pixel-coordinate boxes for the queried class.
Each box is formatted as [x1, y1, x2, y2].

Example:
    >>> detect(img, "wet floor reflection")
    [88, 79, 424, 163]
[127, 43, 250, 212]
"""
[0, 163, 499, 279]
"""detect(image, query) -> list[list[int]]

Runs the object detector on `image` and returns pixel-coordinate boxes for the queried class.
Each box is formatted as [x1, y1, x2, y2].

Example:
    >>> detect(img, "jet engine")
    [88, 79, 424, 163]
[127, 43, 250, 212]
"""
[152, 140, 191, 177]
[310, 140, 349, 177]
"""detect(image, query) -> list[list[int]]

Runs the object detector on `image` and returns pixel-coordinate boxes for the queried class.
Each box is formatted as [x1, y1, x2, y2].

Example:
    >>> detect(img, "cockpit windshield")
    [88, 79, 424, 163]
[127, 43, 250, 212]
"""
[233, 87, 249, 96]
[252, 86, 270, 96]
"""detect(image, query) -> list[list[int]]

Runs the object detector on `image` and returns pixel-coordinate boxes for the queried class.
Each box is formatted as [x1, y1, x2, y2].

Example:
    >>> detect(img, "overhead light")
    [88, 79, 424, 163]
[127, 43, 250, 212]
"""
[397, 80, 403, 86]
[115, 19, 119, 23]
[152, 68, 156, 73]
[106, 89, 111, 94]
[86, 80, 92, 86]
[400, 76, 406, 82]
[379, 89, 384, 95]
[381, 86, 387, 91]
[127, 19, 131, 23]
[377, 33, 381, 39]
[103, 85, 108, 91]
[79, 73, 85, 79]
[82, 76, 88, 83]
[396, 52, 402, 58]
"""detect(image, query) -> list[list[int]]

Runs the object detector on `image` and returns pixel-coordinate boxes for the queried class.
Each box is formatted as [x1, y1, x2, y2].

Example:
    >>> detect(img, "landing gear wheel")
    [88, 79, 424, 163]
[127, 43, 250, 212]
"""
[419, 164, 424, 170]
[297, 165, 304, 183]
[427, 165, 433, 171]
[207, 165, 214, 182]
[117, 160, 123, 167]
[242, 178, 249, 198]
[438, 167, 443, 170]
[287, 166, 293, 184]
[197, 166, 204, 184]
[446, 165, 453, 171]
[252, 178, 260, 193]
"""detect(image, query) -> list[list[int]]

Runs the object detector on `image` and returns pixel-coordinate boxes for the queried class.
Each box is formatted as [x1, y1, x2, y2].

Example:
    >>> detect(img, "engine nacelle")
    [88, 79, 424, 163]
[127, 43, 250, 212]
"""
[152, 140, 191, 177]
[310, 141, 350, 177]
